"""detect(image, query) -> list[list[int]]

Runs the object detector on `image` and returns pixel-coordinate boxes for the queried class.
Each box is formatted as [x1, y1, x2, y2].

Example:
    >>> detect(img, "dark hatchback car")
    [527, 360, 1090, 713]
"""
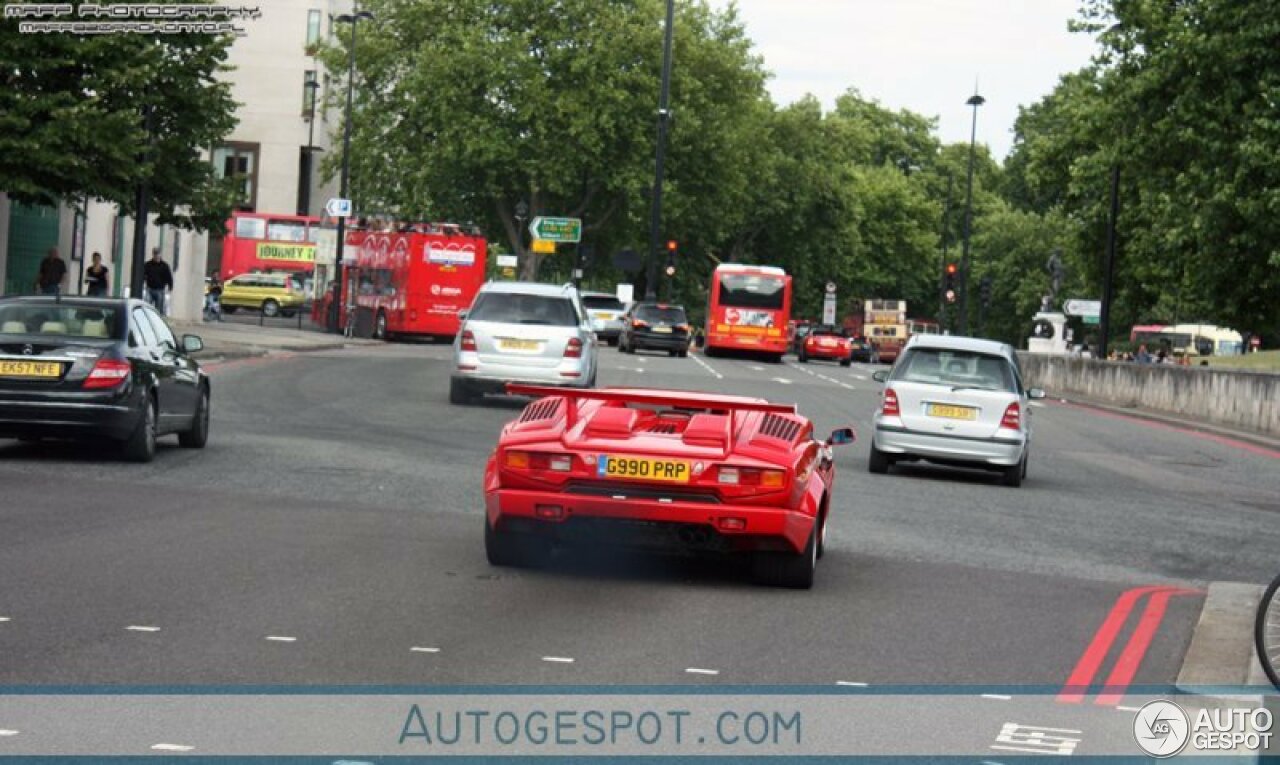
[0, 296, 210, 462]
[849, 335, 879, 363]
[618, 303, 691, 357]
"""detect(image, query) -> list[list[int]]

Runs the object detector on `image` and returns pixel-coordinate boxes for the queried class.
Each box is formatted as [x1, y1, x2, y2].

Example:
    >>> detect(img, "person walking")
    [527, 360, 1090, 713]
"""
[142, 248, 174, 314]
[84, 252, 110, 297]
[35, 248, 67, 295]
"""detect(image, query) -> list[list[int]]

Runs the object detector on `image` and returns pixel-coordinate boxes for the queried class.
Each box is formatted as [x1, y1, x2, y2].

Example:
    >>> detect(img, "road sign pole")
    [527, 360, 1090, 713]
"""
[1099, 164, 1120, 360]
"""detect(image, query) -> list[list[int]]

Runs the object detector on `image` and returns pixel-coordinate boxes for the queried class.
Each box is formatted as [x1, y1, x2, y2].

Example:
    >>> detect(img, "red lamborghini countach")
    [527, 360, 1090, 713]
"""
[482, 384, 855, 588]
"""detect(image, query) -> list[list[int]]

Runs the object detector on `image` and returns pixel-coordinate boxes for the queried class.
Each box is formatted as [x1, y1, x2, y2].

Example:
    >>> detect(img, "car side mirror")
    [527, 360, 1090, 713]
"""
[872, 370, 889, 383]
[827, 427, 856, 446]
[456, 309, 468, 321]
[181, 334, 204, 354]
[1027, 388, 1046, 400]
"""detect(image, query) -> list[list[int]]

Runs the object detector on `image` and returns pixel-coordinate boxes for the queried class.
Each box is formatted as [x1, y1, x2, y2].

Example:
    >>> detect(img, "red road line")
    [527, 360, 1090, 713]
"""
[1056, 585, 1172, 703]
[1095, 587, 1201, 706]
[1049, 400, 1280, 460]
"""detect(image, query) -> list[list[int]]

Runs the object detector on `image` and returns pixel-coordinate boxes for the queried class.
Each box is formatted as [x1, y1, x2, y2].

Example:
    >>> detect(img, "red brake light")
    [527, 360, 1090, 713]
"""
[1001, 402, 1022, 430]
[460, 330, 477, 352]
[564, 337, 583, 358]
[882, 388, 900, 417]
[83, 358, 130, 389]
[632, 320, 648, 328]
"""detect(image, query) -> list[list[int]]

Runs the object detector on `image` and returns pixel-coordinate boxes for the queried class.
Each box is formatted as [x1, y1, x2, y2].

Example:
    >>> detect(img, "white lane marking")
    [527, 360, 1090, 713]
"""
[852, 374, 867, 380]
[126, 625, 160, 632]
[0, 617, 9, 622]
[691, 353, 724, 380]
[265, 636, 297, 642]
[980, 694, 1012, 701]
[634, 368, 645, 374]
[685, 667, 719, 675]
[839, 383, 855, 390]
[835, 681, 868, 687]
[0, 729, 18, 737]
[749, 365, 765, 371]
[150, 743, 194, 752]
[1116, 705, 1142, 712]
[1029, 401, 1045, 408]
[541, 656, 575, 664]
[637, 357, 646, 363]
[410, 646, 440, 653]
[770, 377, 792, 385]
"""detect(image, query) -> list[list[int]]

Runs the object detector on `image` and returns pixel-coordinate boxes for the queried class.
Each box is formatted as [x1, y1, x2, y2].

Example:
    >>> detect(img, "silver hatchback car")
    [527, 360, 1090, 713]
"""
[580, 291, 628, 346]
[450, 282, 598, 404]
[869, 335, 1045, 487]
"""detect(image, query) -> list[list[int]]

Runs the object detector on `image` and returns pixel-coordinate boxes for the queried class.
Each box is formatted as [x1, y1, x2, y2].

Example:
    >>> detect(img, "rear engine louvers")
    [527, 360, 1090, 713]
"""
[518, 397, 562, 424]
[759, 413, 801, 443]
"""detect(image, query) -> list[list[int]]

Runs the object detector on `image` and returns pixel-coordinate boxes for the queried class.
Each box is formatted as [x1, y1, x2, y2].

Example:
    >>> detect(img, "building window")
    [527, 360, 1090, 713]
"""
[212, 142, 260, 211]
[303, 70, 318, 115]
[306, 9, 322, 48]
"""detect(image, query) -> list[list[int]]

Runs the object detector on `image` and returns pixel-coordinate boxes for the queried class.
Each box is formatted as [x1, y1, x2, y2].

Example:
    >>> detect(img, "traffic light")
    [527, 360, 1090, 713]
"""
[665, 240, 678, 276]
[944, 263, 958, 304]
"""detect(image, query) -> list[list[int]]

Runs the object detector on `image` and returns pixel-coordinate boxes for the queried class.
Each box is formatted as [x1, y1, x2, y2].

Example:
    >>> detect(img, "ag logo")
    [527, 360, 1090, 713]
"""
[1133, 700, 1190, 757]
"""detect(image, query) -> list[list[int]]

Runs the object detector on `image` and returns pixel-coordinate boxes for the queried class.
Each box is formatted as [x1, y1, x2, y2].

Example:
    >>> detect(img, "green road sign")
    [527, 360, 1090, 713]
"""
[528, 216, 582, 243]
[1083, 315, 1100, 325]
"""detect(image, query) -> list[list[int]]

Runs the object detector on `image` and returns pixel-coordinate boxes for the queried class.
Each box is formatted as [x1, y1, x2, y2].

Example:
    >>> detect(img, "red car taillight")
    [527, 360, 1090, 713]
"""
[460, 330, 477, 352]
[632, 320, 648, 328]
[717, 466, 786, 488]
[83, 358, 130, 390]
[882, 388, 900, 417]
[1001, 402, 1022, 430]
[564, 338, 583, 358]
[504, 451, 573, 472]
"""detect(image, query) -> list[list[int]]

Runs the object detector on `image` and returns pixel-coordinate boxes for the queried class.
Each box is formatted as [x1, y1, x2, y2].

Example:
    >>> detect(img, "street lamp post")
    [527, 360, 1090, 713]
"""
[645, 0, 676, 301]
[958, 91, 984, 336]
[298, 78, 321, 216]
[328, 7, 374, 333]
[514, 200, 528, 281]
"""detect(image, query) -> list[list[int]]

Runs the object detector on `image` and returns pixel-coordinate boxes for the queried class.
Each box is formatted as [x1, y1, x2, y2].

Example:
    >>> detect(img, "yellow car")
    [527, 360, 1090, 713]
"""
[219, 273, 307, 317]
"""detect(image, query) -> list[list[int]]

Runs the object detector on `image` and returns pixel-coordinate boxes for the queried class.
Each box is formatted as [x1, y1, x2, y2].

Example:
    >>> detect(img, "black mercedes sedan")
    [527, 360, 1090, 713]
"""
[0, 296, 209, 462]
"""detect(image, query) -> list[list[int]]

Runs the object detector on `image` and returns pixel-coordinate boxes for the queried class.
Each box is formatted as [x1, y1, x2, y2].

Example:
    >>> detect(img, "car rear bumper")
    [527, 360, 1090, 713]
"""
[805, 347, 848, 360]
[486, 488, 815, 554]
[0, 390, 141, 440]
[873, 422, 1025, 467]
[454, 356, 592, 390]
[629, 332, 689, 350]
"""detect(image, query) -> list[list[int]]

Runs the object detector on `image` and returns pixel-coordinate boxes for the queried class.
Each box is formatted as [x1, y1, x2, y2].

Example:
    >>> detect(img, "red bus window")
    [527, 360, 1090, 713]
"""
[235, 217, 267, 239]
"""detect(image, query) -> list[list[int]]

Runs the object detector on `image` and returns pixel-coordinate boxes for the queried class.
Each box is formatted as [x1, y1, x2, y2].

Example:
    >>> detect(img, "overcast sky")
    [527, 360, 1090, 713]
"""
[709, 0, 1100, 159]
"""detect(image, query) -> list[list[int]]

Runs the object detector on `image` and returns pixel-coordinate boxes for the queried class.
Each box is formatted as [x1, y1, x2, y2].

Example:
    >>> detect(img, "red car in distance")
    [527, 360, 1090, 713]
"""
[799, 325, 854, 366]
[483, 385, 856, 588]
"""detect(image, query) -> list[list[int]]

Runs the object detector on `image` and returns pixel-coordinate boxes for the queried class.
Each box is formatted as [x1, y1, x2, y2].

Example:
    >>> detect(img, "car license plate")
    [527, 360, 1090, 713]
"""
[594, 312, 612, 320]
[652, 326, 672, 334]
[0, 360, 62, 379]
[927, 403, 977, 420]
[498, 338, 540, 351]
[598, 455, 690, 483]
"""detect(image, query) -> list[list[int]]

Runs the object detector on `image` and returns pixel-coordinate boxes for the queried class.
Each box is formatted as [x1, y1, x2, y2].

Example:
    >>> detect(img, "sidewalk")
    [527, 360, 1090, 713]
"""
[169, 319, 380, 362]
[1049, 393, 1280, 456]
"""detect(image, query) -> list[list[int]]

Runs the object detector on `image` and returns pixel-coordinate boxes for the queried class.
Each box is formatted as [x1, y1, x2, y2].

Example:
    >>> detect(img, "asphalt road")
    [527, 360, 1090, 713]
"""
[1, 339, 1277, 754]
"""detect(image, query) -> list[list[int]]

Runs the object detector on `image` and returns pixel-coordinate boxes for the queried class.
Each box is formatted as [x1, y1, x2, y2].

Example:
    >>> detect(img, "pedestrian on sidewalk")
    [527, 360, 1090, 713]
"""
[35, 248, 67, 295]
[143, 248, 174, 314]
[84, 252, 110, 297]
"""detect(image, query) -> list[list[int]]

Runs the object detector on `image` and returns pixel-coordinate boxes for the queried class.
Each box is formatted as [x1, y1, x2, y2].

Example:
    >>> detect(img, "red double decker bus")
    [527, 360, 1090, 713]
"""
[327, 224, 488, 340]
[217, 211, 320, 280]
[704, 263, 793, 362]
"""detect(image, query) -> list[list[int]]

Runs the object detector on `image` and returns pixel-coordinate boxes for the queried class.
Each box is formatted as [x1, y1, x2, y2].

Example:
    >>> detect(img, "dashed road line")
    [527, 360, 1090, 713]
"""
[0, 617, 9, 623]
[838, 382, 856, 390]
[0, 730, 18, 737]
[691, 354, 723, 380]
[980, 694, 1012, 701]
[410, 646, 440, 653]
[151, 743, 194, 752]
[835, 681, 868, 687]
[749, 365, 765, 371]
[770, 377, 792, 385]
[541, 656, 575, 664]
[125, 625, 161, 633]
[265, 636, 297, 642]
[685, 668, 719, 676]
[1116, 705, 1142, 713]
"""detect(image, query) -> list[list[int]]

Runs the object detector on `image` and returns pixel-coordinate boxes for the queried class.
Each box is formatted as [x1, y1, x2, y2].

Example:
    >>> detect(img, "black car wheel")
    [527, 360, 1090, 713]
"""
[485, 518, 550, 568]
[752, 525, 817, 589]
[375, 310, 388, 340]
[449, 378, 473, 405]
[261, 299, 280, 318]
[122, 394, 157, 463]
[1001, 456, 1025, 488]
[868, 441, 891, 474]
[179, 387, 209, 449]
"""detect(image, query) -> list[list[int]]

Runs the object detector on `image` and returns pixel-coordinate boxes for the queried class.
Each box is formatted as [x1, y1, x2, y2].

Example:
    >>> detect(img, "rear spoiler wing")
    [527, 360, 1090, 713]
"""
[504, 384, 798, 418]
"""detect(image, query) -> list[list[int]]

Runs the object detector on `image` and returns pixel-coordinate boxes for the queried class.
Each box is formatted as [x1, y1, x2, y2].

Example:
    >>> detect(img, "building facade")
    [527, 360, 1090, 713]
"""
[0, 1, 346, 320]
